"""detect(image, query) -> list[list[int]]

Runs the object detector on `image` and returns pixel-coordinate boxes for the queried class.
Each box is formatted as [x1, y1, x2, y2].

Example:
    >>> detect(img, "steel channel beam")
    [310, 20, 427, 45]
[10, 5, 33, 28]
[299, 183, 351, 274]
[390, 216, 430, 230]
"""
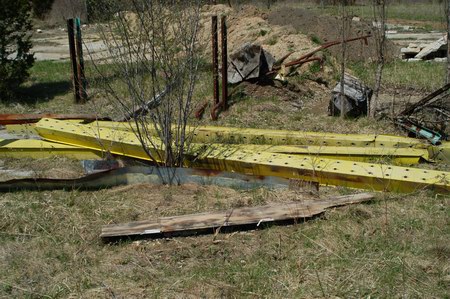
[34, 119, 450, 193]
[90, 121, 427, 148]
[0, 139, 103, 160]
[429, 141, 450, 162]
[5, 122, 426, 163]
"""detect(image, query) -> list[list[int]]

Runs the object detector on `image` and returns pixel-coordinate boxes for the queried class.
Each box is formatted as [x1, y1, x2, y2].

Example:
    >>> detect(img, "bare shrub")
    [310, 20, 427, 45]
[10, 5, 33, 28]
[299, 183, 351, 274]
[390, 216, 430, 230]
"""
[89, 0, 204, 183]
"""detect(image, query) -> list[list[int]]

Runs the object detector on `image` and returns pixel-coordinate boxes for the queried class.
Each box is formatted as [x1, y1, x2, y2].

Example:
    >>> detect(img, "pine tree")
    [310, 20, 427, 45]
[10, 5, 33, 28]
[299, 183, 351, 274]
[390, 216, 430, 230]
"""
[0, 0, 35, 100]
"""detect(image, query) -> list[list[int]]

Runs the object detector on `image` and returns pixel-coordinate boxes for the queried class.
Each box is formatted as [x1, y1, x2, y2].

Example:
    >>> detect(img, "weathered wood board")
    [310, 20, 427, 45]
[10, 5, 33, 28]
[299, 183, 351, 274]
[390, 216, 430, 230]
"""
[101, 193, 375, 240]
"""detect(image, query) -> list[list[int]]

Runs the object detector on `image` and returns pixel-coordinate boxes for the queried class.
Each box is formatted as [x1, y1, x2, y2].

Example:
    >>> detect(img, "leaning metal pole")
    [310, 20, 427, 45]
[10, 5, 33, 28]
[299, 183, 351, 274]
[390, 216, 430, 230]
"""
[212, 16, 219, 106]
[221, 15, 228, 110]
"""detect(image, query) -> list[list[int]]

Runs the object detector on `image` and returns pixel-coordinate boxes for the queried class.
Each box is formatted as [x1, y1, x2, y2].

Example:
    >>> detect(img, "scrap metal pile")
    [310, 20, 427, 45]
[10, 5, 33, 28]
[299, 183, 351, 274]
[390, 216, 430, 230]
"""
[0, 116, 449, 194]
[394, 83, 450, 145]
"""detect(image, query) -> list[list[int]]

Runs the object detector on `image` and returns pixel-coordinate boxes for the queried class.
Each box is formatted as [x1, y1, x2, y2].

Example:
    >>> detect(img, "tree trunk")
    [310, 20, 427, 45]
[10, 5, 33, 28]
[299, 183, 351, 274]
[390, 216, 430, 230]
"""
[370, 0, 386, 118]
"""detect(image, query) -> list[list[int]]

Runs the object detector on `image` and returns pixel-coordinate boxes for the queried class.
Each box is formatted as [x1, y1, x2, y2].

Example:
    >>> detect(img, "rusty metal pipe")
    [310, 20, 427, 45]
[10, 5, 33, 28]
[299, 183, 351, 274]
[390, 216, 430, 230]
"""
[195, 101, 209, 119]
[75, 18, 87, 103]
[271, 35, 371, 73]
[221, 15, 228, 111]
[0, 114, 109, 125]
[266, 57, 324, 76]
[212, 16, 219, 106]
[67, 19, 80, 102]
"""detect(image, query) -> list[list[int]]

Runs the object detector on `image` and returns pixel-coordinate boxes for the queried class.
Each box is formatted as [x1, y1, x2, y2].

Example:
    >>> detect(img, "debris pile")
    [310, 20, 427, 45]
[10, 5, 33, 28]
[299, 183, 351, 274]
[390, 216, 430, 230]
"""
[401, 35, 447, 61]
[394, 83, 450, 145]
[227, 43, 275, 84]
[329, 73, 373, 118]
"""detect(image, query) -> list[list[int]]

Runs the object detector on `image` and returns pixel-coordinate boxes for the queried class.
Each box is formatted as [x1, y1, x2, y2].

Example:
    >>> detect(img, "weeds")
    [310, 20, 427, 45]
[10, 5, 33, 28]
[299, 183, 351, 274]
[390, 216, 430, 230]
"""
[349, 60, 446, 91]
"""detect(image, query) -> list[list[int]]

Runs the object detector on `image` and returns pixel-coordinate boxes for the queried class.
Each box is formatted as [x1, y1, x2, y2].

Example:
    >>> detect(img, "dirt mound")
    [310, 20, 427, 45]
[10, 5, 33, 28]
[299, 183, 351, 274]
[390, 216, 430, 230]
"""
[200, 5, 316, 61]
[268, 6, 397, 62]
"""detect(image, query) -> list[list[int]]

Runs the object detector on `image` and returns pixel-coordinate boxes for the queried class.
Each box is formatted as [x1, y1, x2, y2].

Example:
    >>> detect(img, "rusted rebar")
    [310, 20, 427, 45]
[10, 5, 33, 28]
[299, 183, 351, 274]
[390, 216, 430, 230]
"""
[75, 18, 87, 103]
[67, 19, 80, 103]
[220, 15, 228, 110]
[212, 16, 219, 106]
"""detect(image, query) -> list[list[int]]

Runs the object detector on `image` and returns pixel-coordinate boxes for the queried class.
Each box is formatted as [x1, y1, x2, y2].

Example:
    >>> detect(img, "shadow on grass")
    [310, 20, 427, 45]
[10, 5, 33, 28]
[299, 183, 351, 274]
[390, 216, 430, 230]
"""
[14, 80, 72, 105]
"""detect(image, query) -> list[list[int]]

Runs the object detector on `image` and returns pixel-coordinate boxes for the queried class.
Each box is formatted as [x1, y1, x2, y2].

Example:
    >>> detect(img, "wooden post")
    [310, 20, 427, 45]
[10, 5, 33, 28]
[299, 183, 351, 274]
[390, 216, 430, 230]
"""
[212, 16, 219, 106]
[67, 19, 80, 102]
[221, 16, 228, 110]
[75, 18, 87, 103]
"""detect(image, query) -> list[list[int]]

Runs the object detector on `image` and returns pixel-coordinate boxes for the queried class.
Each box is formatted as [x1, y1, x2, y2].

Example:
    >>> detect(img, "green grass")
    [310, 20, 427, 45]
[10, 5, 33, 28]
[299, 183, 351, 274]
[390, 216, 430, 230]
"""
[298, 2, 446, 24]
[349, 60, 447, 91]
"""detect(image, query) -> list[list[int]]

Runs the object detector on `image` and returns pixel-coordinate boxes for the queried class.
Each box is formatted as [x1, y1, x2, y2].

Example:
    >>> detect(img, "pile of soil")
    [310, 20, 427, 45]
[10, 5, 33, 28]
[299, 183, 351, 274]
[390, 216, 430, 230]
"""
[200, 4, 316, 61]
[200, 4, 336, 104]
[268, 7, 397, 62]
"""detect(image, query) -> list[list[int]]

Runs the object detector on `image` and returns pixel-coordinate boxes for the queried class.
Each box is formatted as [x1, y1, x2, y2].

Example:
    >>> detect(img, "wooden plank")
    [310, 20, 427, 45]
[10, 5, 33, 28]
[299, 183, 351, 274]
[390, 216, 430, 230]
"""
[100, 193, 375, 239]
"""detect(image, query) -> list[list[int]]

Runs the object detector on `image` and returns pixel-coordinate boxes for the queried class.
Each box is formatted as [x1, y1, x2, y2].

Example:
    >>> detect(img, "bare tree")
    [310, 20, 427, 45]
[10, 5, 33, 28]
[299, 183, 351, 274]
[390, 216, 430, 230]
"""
[89, 0, 204, 183]
[370, 0, 386, 118]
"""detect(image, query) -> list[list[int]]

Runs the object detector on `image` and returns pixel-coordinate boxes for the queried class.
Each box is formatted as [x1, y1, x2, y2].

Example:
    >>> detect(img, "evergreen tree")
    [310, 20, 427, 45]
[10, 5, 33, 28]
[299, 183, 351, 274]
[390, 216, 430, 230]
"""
[0, 0, 35, 100]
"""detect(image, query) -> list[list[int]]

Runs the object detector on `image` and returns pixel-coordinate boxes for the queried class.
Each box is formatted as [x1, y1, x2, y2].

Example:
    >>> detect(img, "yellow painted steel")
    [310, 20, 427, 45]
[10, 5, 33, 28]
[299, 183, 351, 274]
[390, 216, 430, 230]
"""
[429, 141, 450, 163]
[5, 124, 38, 136]
[35, 119, 450, 193]
[8, 122, 427, 164]
[238, 144, 427, 164]
[88, 121, 431, 164]
[0, 139, 103, 160]
[91, 121, 428, 148]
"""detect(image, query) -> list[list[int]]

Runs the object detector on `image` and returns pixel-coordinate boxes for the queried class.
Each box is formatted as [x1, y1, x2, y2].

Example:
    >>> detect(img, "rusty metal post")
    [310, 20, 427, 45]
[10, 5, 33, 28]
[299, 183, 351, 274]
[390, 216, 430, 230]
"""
[212, 16, 219, 106]
[67, 19, 80, 102]
[221, 16, 228, 110]
[75, 18, 87, 103]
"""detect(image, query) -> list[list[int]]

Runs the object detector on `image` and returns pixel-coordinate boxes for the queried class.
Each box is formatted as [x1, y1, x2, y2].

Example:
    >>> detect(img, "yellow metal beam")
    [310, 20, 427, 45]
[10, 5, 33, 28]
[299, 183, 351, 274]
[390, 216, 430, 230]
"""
[238, 144, 427, 164]
[86, 121, 430, 164]
[0, 139, 103, 160]
[6, 121, 437, 164]
[90, 121, 428, 148]
[35, 119, 450, 193]
[8, 122, 427, 164]
[5, 124, 39, 136]
[429, 141, 450, 163]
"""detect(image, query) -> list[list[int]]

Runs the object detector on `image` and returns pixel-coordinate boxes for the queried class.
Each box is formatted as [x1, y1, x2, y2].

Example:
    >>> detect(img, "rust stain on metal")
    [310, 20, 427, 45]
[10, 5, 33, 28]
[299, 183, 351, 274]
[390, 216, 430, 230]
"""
[0, 114, 108, 125]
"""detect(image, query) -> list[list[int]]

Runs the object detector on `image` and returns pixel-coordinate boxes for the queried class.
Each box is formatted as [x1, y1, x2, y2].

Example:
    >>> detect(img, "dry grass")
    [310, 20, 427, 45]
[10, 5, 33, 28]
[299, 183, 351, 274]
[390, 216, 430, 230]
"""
[0, 179, 449, 297]
[277, 1, 447, 29]
[0, 6, 449, 296]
